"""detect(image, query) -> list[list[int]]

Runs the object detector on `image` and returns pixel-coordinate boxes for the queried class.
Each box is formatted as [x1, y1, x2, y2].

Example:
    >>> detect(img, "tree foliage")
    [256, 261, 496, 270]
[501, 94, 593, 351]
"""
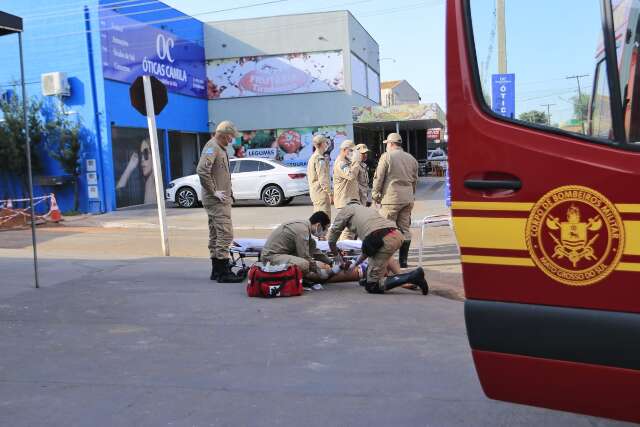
[518, 110, 549, 125]
[0, 94, 46, 178]
[571, 93, 590, 122]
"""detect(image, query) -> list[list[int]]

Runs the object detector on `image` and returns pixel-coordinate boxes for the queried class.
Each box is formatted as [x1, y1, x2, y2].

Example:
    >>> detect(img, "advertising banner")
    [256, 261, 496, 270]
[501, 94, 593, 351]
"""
[232, 126, 348, 167]
[112, 127, 167, 208]
[99, 8, 207, 98]
[207, 51, 344, 99]
[491, 73, 515, 118]
[352, 103, 445, 123]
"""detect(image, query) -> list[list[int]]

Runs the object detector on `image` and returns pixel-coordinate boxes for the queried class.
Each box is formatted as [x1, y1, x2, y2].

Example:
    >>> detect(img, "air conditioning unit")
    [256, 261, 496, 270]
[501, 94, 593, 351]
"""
[41, 72, 70, 97]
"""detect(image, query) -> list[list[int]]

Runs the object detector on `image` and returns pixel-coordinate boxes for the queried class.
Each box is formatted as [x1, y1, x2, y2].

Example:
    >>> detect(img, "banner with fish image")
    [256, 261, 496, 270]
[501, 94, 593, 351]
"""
[207, 51, 344, 99]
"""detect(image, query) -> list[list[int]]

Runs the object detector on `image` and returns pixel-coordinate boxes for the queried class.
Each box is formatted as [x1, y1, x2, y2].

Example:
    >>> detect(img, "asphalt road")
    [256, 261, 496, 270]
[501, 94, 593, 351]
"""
[0, 256, 631, 427]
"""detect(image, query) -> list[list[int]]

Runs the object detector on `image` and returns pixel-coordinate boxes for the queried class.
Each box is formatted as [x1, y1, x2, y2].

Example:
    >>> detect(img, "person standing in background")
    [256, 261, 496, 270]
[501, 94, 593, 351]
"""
[332, 140, 360, 240]
[196, 121, 243, 283]
[354, 143, 371, 207]
[372, 133, 419, 268]
[307, 135, 333, 217]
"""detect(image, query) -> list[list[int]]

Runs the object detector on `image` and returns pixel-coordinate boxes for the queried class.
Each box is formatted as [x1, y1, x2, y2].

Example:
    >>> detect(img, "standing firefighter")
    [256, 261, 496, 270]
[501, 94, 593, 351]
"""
[307, 135, 332, 216]
[327, 202, 428, 295]
[333, 140, 360, 239]
[355, 143, 371, 206]
[372, 132, 419, 268]
[196, 121, 243, 283]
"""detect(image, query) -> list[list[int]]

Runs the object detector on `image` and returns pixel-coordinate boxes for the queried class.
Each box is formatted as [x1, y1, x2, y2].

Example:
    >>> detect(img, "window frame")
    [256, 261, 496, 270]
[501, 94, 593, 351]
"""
[236, 159, 261, 173]
[462, 0, 640, 151]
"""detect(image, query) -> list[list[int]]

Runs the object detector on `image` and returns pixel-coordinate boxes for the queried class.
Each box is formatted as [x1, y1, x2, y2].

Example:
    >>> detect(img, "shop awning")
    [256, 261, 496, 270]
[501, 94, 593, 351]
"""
[352, 103, 446, 130]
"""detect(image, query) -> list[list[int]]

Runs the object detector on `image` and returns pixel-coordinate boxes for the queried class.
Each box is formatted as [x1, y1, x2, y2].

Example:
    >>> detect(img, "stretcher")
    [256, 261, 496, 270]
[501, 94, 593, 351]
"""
[229, 238, 362, 272]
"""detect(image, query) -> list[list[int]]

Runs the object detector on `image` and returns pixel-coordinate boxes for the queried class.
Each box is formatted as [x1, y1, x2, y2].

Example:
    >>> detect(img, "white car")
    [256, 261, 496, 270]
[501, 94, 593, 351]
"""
[165, 158, 309, 208]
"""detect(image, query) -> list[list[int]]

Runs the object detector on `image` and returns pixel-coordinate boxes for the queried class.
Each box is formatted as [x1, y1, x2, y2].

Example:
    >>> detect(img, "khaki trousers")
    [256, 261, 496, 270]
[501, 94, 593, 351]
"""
[311, 194, 331, 218]
[379, 203, 414, 240]
[366, 230, 404, 285]
[262, 254, 312, 275]
[205, 202, 233, 259]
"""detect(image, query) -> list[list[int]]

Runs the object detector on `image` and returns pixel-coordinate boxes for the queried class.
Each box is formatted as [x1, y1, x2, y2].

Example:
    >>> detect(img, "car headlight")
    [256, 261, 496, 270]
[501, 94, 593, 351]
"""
[168, 182, 175, 189]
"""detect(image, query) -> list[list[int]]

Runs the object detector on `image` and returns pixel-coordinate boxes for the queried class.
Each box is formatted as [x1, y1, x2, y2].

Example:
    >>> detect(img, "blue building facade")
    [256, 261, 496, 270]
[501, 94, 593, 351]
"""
[0, 0, 209, 213]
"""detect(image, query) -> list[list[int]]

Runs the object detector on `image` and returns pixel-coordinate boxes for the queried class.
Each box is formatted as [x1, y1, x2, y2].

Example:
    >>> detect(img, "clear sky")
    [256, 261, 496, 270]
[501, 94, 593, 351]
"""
[161, 0, 447, 108]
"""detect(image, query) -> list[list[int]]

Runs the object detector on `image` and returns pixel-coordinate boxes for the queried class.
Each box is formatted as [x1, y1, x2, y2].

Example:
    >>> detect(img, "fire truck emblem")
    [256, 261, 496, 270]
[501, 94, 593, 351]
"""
[525, 185, 624, 286]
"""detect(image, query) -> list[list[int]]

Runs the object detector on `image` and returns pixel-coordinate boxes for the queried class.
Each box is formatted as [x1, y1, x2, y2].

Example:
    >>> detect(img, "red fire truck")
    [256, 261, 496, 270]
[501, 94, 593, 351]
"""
[448, 0, 640, 422]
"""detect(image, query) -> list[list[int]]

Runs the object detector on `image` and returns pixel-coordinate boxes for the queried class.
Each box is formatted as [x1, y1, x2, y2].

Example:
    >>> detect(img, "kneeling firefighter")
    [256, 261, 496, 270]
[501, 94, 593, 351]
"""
[327, 201, 428, 295]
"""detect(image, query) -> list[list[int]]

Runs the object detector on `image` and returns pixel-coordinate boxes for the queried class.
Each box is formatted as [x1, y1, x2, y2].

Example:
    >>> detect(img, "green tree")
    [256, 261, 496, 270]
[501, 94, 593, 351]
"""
[0, 94, 46, 198]
[518, 110, 549, 125]
[45, 103, 82, 211]
[571, 93, 590, 123]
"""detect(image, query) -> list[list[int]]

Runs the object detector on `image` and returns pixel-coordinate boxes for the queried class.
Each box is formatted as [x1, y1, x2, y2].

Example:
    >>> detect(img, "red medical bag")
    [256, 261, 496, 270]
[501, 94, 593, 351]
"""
[246, 264, 303, 298]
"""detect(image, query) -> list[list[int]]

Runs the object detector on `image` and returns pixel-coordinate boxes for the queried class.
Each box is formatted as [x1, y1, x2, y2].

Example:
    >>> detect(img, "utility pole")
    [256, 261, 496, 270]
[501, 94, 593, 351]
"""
[540, 103, 556, 126]
[497, 0, 507, 73]
[566, 74, 589, 133]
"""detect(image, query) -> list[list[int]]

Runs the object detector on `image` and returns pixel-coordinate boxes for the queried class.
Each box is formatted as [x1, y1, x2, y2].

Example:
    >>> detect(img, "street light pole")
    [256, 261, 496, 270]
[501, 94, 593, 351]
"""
[566, 74, 589, 133]
[540, 103, 556, 126]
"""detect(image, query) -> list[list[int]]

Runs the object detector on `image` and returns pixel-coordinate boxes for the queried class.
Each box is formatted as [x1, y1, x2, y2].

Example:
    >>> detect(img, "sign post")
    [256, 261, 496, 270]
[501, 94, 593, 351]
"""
[130, 75, 170, 256]
[491, 73, 515, 118]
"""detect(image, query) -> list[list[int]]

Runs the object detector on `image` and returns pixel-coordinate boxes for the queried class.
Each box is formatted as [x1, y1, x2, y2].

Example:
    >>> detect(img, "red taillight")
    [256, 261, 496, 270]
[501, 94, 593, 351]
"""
[288, 173, 306, 179]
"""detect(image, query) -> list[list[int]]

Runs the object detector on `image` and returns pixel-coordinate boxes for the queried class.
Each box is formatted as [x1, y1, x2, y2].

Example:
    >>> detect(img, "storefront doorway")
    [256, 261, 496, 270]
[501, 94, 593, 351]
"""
[169, 131, 200, 180]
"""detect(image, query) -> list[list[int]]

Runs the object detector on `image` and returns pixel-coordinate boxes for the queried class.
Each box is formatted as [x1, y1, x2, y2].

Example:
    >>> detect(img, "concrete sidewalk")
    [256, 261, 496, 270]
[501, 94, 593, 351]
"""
[0, 257, 628, 427]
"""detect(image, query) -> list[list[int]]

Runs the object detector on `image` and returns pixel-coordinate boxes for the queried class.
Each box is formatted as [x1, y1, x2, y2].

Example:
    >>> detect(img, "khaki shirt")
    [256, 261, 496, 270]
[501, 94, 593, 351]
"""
[356, 161, 369, 205]
[196, 138, 233, 205]
[262, 220, 332, 265]
[372, 149, 418, 205]
[328, 204, 396, 245]
[333, 156, 360, 209]
[307, 151, 332, 200]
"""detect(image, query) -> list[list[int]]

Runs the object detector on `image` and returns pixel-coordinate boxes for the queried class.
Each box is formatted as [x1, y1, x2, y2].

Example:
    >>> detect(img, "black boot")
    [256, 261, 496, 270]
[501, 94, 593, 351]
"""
[364, 281, 385, 294]
[210, 258, 219, 281]
[217, 259, 244, 283]
[384, 267, 429, 295]
[399, 240, 411, 268]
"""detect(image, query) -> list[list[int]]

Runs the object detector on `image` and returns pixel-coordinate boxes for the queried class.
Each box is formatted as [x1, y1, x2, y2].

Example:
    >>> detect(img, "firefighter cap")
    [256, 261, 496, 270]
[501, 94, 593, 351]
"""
[383, 132, 403, 144]
[340, 140, 355, 150]
[215, 120, 240, 137]
[312, 135, 328, 147]
[355, 143, 370, 153]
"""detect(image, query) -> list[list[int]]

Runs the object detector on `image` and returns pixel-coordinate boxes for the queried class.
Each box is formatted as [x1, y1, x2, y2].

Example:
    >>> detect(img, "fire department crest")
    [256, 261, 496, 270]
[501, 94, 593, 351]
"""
[525, 185, 624, 286]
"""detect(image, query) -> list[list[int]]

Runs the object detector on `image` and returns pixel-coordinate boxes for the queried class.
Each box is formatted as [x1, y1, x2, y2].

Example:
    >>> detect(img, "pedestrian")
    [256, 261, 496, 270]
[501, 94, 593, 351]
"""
[261, 211, 340, 283]
[327, 201, 428, 295]
[196, 121, 244, 283]
[333, 139, 360, 240]
[354, 143, 371, 207]
[371, 133, 419, 268]
[307, 135, 332, 217]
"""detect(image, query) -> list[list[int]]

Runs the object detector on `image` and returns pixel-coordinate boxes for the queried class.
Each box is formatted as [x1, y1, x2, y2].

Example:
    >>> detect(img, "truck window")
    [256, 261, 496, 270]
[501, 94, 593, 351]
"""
[468, 0, 615, 142]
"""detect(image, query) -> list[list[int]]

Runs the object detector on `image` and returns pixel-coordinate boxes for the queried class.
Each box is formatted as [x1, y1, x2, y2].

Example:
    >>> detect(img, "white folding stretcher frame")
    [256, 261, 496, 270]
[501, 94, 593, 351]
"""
[229, 214, 454, 271]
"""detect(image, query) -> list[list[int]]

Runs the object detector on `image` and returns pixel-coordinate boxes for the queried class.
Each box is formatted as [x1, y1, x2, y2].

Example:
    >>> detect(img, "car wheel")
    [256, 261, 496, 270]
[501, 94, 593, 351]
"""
[261, 185, 285, 207]
[281, 197, 294, 206]
[176, 187, 198, 208]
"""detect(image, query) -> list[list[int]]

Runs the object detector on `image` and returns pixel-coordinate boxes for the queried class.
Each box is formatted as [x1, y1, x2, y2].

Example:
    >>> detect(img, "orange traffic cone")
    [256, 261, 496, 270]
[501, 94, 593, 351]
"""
[47, 193, 62, 223]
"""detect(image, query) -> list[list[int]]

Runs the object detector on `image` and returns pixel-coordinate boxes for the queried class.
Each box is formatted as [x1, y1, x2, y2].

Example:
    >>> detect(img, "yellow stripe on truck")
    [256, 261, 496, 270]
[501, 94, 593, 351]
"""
[453, 217, 640, 256]
[453, 217, 527, 250]
[452, 201, 640, 213]
[460, 255, 534, 267]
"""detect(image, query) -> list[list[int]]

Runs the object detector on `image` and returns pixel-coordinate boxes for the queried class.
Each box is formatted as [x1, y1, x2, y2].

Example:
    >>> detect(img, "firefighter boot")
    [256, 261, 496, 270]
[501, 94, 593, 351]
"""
[210, 258, 219, 281]
[384, 267, 429, 295]
[217, 259, 244, 283]
[399, 240, 411, 268]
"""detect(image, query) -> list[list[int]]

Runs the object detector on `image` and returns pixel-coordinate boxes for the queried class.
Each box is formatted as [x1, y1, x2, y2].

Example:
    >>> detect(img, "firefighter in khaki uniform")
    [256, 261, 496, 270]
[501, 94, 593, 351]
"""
[327, 202, 428, 295]
[333, 140, 360, 239]
[372, 133, 419, 268]
[262, 212, 340, 283]
[307, 135, 332, 216]
[196, 121, 243, 283]
[354, 143, 371, 206]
